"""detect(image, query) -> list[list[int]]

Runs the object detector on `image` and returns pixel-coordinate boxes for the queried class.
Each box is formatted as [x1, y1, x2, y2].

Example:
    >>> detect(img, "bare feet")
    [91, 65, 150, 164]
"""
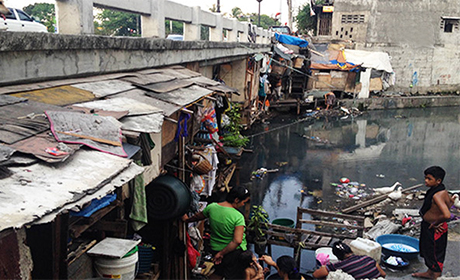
[412, 270, 442, 279]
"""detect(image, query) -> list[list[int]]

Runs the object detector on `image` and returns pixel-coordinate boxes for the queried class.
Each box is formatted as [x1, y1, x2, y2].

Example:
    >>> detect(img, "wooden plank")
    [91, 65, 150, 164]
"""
[308, 235, 320, 244]
[298, 208, 365, 221]
[298, 219, 364, 230]
[93, 220, 128, 238]
[318, 236, 332, 246]
[266, 223, 355, 239]
[342, 184, 423, 214]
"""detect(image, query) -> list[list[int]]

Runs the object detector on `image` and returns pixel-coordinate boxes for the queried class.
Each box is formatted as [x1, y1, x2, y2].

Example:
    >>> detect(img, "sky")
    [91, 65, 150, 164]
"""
[6, 0, 306, 25]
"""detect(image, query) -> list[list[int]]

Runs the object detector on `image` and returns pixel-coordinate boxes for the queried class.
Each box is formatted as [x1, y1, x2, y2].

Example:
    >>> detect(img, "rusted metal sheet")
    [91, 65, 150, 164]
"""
[0, 95, 27, 107]
[121, 73, 176, 85]
[140, 79, 195, 93]
[71, 80, 135, 98]
[10, 132, 81, 163]
[207, 84, 239, 94]
[74, 97, 162, 116]
[45, 111, 127, 157]
[158, 66, 201, 79]
[188, 76, 220, 87]
[145, 85, 213, 106]
[0, 101, 66, 144]
[113, 89, 179, 116]
[10, 85, 95, 106]
[0, 150, 132, 231]
[120, 113, 164, 133]
[68, 106, 129, 120]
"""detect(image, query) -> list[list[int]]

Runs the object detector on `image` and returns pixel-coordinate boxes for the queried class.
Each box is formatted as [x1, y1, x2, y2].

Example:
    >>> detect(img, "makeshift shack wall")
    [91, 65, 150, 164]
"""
[0, 228, 33, 280]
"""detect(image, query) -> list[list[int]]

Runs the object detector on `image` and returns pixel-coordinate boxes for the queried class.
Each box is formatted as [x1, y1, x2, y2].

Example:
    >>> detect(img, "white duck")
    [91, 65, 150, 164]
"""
[452, 194, 460, 209]
[373, 182, 402, 195]
[388, 187, 403, 201]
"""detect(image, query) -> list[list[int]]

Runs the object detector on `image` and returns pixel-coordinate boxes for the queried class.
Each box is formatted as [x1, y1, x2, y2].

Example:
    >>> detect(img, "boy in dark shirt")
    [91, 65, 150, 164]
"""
[412, 166, 453, 279]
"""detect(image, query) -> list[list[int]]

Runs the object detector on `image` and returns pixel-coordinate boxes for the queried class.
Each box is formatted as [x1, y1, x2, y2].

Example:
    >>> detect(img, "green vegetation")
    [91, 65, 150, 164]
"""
[247, 205, 269, 241]
[222, 104, 249, 147]
[23, 3, 55, 32]
[295, 3, 316, 34]
[95, 9, 140, 36]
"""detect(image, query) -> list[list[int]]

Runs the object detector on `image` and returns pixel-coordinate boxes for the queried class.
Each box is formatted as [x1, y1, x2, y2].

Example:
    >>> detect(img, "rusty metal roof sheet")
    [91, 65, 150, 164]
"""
[0, 150, 132, 231]
[120, 113, 164, 134]
[0, 100, 67, 144]
[207, 84, 239, 94]
[121, 73, 176, 85]
[187, 76, 221, 87]
[139, 79, 195, 93]
[112, 89, 179, 117]
[145, 85, 213, 107]
[10, 132, 81, 163]
[67, 106, 129, 120]
[10, 85, 95, 106]
[73, 97, 162, 116]
[0, 95, 27, 107]
[71, 80, 135, 98]
[46, 111, 127, 157]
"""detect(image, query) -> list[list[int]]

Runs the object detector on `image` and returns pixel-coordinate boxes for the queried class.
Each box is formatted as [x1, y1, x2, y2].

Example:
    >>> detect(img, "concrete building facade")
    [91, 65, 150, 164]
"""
[331, 0, 460, 93]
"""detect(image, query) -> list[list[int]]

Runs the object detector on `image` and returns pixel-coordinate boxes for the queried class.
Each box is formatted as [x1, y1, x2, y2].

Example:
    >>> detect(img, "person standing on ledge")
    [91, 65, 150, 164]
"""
[413, 166, 453, 280]
[324, 92, 336, 110]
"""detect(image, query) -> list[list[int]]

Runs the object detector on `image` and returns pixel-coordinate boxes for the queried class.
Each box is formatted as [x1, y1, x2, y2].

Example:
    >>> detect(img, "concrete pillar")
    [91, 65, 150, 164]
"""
[141, 0, 165, 38]
[256, 27, 263, 44]
[56, 0, 94, 35]
[240, 22, 249, 43]
[209, 14, 223, 42]
[184, 6, 201, 41]
[227, 19, 238, 42]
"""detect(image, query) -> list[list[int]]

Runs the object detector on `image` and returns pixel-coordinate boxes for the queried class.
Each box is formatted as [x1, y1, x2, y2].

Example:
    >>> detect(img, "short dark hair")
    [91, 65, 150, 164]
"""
[332, 241, 353, 260]
[424, 166, 446, 182]
[225, 186, 250, 203]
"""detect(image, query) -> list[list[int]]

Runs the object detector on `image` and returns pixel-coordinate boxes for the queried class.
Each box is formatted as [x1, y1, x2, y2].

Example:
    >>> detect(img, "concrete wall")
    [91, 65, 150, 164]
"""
[333, 0, 460, 93]
[342, 95, 460, 110]
[0, 32, 269, 85]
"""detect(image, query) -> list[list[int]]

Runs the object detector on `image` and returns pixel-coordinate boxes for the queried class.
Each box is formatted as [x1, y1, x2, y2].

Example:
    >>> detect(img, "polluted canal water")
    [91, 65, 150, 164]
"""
[238, 107, 460, 274]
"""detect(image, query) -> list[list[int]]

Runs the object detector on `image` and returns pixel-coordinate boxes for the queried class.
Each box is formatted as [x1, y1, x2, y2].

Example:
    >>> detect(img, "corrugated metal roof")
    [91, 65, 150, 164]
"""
[0, 145, 15, 163]
[140, 79, 195, 93]
[71, 80, 135, 98]
[145, 85, 213, 106]
[74, 97, 162, 116]
[121, 73, 176, 85]
[11, 85, 95, 106]
[120, 113, 164, 134]
[0, 150, 132, 231]
[0, 100, 66, 144]
[112, 89, 179, 117]
[157, 67, 201, 79]
[67, 106, 129, 120]
[0, 95, 27, 106]
[33, 162, 144, 225]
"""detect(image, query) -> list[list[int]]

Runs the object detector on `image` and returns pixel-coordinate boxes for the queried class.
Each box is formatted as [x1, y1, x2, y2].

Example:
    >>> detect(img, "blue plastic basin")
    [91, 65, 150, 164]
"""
[375, 234, 419, 260]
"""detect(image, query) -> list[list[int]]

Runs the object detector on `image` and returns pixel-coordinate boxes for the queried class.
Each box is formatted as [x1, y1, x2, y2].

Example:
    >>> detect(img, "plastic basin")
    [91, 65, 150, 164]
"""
[375, 234, 419, 260]
[272, 218, 295, 228]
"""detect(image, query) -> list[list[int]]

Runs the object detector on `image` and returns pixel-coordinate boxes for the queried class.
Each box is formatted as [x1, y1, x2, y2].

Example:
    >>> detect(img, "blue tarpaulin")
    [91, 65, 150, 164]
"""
[275, 33, 309, 48]
[70, 193, 117, 217]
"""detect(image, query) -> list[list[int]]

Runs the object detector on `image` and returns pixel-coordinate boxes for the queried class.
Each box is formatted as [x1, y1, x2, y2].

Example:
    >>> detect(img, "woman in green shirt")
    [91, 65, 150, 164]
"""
[185, 186, 251, 279]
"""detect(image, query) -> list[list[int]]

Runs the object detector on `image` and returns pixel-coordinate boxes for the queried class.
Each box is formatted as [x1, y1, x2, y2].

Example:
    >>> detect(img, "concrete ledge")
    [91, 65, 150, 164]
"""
[0, 32, 270, 85]
[342, 95, 460, 110]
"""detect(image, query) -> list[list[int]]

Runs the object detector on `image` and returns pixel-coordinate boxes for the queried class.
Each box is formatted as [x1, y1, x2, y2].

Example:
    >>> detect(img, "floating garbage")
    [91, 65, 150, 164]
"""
[251, 167, 279, 180]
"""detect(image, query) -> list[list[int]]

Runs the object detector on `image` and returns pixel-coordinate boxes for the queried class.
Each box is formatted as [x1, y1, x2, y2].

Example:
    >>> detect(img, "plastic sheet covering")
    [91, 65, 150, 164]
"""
[275, 33, 309, 48]
[344, 49, 394, 73]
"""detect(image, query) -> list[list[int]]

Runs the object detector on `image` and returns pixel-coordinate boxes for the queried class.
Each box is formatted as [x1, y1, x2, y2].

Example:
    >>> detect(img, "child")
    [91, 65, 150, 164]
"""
[260, 255, 304, 280]
[238, 250, 266, 280]
[413, 166, 453, 279]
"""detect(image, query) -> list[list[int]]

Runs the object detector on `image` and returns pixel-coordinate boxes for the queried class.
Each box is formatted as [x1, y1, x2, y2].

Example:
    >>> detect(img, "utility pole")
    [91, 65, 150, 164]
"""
[257, 0, 263, 26]
[217, 0, 221, 13]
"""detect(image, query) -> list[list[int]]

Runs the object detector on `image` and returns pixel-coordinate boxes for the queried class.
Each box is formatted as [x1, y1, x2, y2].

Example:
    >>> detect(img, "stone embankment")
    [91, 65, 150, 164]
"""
[342, 95, 460, 110]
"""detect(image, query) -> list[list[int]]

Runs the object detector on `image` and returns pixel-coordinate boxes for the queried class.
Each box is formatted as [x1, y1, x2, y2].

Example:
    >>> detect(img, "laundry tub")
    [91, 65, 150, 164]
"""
[94, 246, 138, 280]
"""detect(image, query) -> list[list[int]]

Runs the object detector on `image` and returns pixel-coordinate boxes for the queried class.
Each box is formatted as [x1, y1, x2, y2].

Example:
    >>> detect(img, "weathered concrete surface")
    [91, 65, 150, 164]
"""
[332, 0, 460, 94]
[0, 32, 270, 85]
[342, 95, 460, 110]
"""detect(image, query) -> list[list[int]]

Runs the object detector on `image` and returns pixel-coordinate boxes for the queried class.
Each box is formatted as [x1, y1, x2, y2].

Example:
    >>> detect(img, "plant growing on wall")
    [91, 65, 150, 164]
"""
[222, 103, 249, 147]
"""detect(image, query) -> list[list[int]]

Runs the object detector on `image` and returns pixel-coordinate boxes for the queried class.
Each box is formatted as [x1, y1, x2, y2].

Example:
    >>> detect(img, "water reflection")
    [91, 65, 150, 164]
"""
[240, 107, 460, 271]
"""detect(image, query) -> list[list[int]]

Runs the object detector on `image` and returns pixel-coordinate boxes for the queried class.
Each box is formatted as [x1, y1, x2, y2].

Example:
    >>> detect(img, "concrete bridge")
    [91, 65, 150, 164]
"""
[0, 0, 272, 86]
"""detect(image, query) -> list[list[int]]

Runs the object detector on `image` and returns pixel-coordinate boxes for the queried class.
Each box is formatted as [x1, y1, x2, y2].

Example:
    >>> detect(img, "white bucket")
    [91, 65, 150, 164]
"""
[94, 251, 138, 280]
[315, 247, 339, 264]
[350, 237, 382, 263]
